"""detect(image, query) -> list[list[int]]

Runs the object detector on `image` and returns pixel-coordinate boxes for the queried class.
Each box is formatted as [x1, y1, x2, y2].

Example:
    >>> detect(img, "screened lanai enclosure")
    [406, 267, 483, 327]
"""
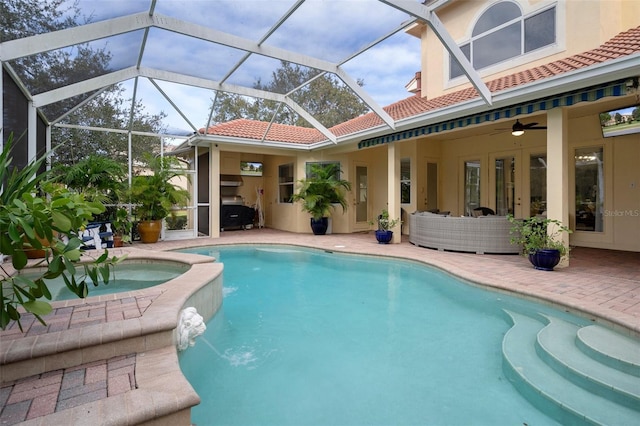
[2, 0, 481, 239]
[5, 1, 638, 247]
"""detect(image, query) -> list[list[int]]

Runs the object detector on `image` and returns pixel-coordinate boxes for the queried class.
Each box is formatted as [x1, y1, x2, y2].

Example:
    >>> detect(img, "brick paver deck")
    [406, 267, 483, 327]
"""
[1, 229, 638, 424]
[0, 354, 136, 424]
[0, 293, 162, 343]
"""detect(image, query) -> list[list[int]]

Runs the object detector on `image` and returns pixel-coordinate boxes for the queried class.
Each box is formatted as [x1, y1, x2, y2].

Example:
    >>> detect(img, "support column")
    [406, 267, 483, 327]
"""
[387, 143, 401, 244]
[546, 108, 570, 267]
[28, 102, 37, 161]
[210, 146, 221, 238]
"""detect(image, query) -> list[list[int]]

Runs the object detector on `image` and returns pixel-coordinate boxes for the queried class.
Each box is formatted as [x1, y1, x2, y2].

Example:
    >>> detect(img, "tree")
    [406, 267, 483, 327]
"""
[51, 87, 167, 164]
[1, 0, 167, 166]
[50, 154, 127, 207]
[614, 112, 623, 125]
[210, 62, 369, 128]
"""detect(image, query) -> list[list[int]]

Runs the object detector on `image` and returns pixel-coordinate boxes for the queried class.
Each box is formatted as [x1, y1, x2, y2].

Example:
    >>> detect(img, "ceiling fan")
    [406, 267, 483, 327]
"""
[504, 119, 547, 136]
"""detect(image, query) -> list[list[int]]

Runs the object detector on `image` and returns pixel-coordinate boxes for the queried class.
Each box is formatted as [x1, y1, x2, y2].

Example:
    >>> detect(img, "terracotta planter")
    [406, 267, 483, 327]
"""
[137, 220, 162, 243]
[24, 235, 51, 259]
[113, 235, 124, 248]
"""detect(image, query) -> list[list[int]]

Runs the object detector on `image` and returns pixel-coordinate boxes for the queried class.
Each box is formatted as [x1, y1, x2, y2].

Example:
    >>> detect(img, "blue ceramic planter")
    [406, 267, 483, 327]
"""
[310, 217, 328, 235]
[375, 230, 393, 244]
[528, 249, 561, 271]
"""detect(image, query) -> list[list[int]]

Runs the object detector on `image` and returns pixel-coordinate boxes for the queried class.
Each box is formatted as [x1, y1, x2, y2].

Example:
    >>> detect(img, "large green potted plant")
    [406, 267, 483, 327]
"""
[0, 133, 121, 330]
[291, 163, 352, 235]
[129, 154, 190, 243]
[508, 215, 572, 271]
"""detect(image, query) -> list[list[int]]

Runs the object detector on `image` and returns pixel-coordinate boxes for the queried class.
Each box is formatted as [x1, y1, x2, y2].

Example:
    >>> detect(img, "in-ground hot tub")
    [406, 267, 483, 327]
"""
[19, 260, 190, 301]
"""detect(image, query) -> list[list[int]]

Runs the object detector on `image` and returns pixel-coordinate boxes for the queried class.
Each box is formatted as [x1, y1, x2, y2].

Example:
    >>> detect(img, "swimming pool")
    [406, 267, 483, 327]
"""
[177, 245, 637, 425]
[20, 262, 188, 301]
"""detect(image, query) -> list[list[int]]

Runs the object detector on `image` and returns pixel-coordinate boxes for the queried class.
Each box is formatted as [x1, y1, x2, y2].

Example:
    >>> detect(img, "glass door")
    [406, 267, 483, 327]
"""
[425, 161, 438, 212]
[464, 160, 481, 216]
[491, 151, 522, 217]
[355, 164, 369, 228]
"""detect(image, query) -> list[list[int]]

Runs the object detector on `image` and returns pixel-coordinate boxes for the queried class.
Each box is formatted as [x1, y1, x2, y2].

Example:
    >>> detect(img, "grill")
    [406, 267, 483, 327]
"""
[219, 174, 254, 230]
[221, 195, 244, 206]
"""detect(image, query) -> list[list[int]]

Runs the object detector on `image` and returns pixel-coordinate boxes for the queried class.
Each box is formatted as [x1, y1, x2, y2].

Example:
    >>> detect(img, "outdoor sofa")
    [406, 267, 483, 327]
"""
[408, 212, 520, 254]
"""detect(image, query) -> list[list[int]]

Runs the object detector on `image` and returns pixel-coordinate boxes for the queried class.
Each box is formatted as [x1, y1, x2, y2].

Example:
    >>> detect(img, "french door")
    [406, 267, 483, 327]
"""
[490, 151, 522, 217]
[354, 163, 369, 230]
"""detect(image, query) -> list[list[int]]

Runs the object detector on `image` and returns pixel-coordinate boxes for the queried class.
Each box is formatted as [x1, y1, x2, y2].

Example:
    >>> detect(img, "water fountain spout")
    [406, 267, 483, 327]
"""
[177, 307, 206, 351]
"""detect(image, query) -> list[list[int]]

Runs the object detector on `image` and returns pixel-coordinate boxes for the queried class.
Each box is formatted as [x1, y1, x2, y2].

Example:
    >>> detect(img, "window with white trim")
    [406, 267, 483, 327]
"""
[450, 2, 556, 79]
[279, 163, 294, 203]
[400, 158, 411, 204]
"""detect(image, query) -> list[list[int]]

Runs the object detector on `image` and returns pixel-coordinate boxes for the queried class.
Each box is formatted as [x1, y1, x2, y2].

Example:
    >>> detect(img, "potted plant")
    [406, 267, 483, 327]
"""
[129, 154, 190, 243]
[1, 133, 122, 330]
[111, 207, 132, 247]
[370, 209, 401, 243]
[508, 215, 572, 271]
[291, 163, 351, 235]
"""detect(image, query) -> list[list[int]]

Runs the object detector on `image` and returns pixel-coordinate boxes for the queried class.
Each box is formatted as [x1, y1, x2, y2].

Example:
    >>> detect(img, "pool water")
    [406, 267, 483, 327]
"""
[20, 262, 186, 301]
[179, 246, 580, 425]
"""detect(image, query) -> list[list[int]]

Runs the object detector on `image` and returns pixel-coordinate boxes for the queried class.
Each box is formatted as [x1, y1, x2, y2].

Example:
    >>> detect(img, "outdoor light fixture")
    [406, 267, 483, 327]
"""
[511, 120, 525, 136]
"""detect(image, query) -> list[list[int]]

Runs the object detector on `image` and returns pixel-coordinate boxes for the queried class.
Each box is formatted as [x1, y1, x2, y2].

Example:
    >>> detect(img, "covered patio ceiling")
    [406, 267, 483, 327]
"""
[1, 0, 492, 144]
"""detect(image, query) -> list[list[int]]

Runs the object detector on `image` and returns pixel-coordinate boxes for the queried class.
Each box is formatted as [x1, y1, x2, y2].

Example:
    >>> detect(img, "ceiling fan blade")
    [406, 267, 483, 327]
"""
[493, 120, 547, 133]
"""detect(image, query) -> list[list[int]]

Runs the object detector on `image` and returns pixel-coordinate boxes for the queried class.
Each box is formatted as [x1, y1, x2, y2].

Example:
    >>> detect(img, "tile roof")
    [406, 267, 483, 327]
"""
[200, 26, 640, 144]
[199, 119, 326, 144]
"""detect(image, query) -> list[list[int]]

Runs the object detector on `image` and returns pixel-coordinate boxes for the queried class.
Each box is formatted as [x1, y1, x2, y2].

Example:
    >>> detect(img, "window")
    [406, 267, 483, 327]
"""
[305, 161, 343, 203]
[279, 163, 294, 203]
[401, 158, 411, 204]
[450, 2, 556, 79]
[305, 161, 340, 179]
[530, 154, 547, 216]
[464, 160, 481, 216]
[575, 147, 604, 232]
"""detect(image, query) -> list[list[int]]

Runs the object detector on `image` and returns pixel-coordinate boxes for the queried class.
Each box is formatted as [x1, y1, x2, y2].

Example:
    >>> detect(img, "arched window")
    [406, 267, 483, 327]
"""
[450, 1, 556, 79]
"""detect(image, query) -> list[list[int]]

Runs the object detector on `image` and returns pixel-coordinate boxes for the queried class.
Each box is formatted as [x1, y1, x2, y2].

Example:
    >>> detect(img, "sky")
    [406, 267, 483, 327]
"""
[68, 0, 423, 135]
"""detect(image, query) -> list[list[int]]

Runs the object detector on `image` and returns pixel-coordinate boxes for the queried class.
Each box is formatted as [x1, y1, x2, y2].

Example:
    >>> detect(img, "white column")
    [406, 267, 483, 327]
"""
[28, 103, 37, 161]
[210, 146, 221, 238]
[546, 108, 570, 267]
[387, 143, 401, 244]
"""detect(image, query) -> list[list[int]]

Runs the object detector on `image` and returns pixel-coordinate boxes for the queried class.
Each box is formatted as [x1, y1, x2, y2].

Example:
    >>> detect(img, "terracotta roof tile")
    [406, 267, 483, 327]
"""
[199, 26, 640, 145]
[199, 119, 326, 144]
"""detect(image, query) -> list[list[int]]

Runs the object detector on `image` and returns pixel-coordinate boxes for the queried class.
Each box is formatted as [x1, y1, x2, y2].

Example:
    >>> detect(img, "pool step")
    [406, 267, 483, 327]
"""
[577, 324, 640, 377]
[502, 311, 640, 425]
[536, 315, 640, 410]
